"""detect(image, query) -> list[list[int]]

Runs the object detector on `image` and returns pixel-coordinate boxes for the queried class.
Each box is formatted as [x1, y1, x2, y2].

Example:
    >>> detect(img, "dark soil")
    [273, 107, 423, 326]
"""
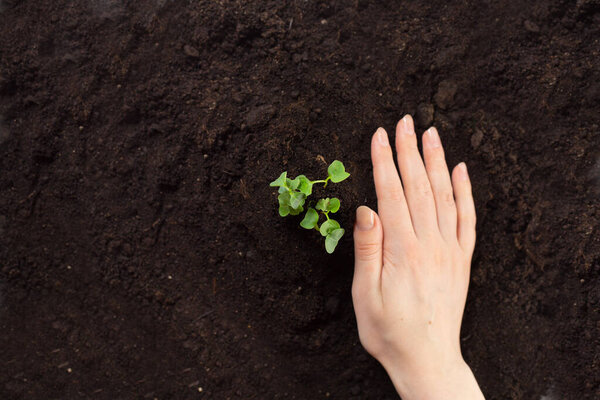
[1, 1, 599, 399]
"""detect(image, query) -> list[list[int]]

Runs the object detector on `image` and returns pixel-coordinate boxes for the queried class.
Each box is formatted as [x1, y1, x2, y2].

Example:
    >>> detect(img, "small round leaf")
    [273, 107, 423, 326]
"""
[289, 191, 305, 209]
[278, 192, 291, 206]
[296, 175, 313, 196]
[327, 160, 350, 183]
[319, 219, 341, 237]
[325, 228, 345, 253]
[328, 198, 341, 213]
[279, 204, 290, 217]
[315, 198, 340, 213]
[288, 177, 300, 190]
[289, 205, 304, 216]
[315, 198, 327, 211]
[270, 172, 287, 187]
[300, 208, 319, 229]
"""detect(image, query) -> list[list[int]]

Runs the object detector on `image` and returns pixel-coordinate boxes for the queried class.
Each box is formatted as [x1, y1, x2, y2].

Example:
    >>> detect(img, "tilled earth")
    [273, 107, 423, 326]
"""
[0, 1, 599, 399]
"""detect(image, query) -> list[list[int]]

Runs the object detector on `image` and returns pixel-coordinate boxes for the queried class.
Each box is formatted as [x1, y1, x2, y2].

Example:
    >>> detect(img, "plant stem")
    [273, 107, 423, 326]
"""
[311, 177, 330, 188]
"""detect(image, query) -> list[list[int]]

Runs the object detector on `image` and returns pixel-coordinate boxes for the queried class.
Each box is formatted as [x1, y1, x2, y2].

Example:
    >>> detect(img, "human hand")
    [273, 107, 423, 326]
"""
[352, 115, 484, 399]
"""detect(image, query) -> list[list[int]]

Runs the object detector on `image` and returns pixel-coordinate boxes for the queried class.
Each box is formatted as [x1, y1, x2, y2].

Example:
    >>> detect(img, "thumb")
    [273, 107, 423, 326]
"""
[352, 206, 383, 309]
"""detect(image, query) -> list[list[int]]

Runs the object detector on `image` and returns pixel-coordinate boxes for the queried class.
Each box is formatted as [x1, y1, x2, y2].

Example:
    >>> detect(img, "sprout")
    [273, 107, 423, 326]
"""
[270, 160, 350, 253]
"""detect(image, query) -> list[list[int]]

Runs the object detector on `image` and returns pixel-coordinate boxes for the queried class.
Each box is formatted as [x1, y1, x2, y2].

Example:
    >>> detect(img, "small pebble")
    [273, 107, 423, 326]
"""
[524, 20, 540, 33]
[471, 129, 484, 149]
[183, 44, 200, 58]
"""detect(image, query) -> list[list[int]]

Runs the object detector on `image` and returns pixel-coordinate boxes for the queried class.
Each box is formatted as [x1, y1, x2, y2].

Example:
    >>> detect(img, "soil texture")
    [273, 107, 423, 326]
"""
[1, 1, 599, 399]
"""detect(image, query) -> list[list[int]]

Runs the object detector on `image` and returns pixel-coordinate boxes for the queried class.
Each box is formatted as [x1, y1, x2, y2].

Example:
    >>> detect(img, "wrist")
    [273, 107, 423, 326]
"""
[381, 353, 484, 400]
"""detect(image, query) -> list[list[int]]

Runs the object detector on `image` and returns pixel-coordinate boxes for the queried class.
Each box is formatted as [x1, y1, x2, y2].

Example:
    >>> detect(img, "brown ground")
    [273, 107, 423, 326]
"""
[0, 1, 599, 399]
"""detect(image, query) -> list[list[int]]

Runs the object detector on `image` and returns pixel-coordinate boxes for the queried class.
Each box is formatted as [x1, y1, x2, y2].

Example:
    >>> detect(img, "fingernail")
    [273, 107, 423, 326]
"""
[458, 162, 469, 180]
[426, 127, 441, 148]
[377, 128, 389, 146]
[402, 115, 414, 135]
[356, 206, 374, 231]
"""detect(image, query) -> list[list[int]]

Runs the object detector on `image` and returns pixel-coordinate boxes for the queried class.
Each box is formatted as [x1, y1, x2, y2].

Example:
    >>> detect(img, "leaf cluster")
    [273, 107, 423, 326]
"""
[270, 160, 350, 253]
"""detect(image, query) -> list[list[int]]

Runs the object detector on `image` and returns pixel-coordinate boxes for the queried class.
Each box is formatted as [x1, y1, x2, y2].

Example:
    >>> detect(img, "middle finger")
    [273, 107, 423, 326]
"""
[395, 115, 438, 238]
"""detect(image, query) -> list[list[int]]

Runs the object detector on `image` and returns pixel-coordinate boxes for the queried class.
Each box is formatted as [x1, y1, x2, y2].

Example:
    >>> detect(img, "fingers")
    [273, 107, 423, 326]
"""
[422, 127, 458, 242]
[395, 115, 438, 238]
[353, 206, 383, 310]
[371, 127, 415, 240]
[452, 163, 476, 254]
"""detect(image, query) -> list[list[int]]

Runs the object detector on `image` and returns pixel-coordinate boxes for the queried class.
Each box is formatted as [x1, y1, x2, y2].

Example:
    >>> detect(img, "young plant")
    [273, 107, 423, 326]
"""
[270, 160, 350, 253]
[300, 198, 345, 253]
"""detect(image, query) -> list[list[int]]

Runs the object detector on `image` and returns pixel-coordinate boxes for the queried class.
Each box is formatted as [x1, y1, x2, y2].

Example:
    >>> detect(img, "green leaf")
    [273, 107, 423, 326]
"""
[327, 160, 350, 183]
[300, 208, 319, 229]
[330, 198, 341, 213]
[315, 198, 327, 211]
[287, 177, 300, 190]
[278, 192, 291, 206]
[296, 175, 313, 196]
[315, 198, 340, 213]
[289, 205, 304, 216]
[325, 228, 345, 253]
[270, 172, 287, 187]
[289, 191, 305, 209]
[278, 186, 288, 194]
[319, 219, 341, 237]
[328, 198, 340, 212]
[279, 204, 290, 217]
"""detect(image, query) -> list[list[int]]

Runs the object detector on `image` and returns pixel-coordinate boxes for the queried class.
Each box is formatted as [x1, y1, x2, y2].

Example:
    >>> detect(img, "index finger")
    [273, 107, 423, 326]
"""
[371, 127, 416, 246]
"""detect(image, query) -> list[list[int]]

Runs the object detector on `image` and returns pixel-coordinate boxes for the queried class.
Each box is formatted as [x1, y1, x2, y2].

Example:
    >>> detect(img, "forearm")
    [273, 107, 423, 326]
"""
[382, 357, 485, 400]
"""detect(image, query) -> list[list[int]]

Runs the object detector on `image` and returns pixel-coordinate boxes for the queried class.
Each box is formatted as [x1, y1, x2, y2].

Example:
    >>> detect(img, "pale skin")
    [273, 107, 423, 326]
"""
[352, 115, 485, 399]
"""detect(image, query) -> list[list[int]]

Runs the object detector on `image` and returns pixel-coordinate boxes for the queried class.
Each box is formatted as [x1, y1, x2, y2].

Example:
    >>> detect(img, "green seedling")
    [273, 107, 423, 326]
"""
[301, 197, 345, 253]
[270, 160, 350, 253]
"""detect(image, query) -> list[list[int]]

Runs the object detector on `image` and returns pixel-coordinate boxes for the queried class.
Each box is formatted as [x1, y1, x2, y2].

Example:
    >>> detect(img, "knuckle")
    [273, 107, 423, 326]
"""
[441, 190, 456, 206]
[356, 241, 381, 261]
[416, 179, 433, 199]
[381, 184, 405, 201]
